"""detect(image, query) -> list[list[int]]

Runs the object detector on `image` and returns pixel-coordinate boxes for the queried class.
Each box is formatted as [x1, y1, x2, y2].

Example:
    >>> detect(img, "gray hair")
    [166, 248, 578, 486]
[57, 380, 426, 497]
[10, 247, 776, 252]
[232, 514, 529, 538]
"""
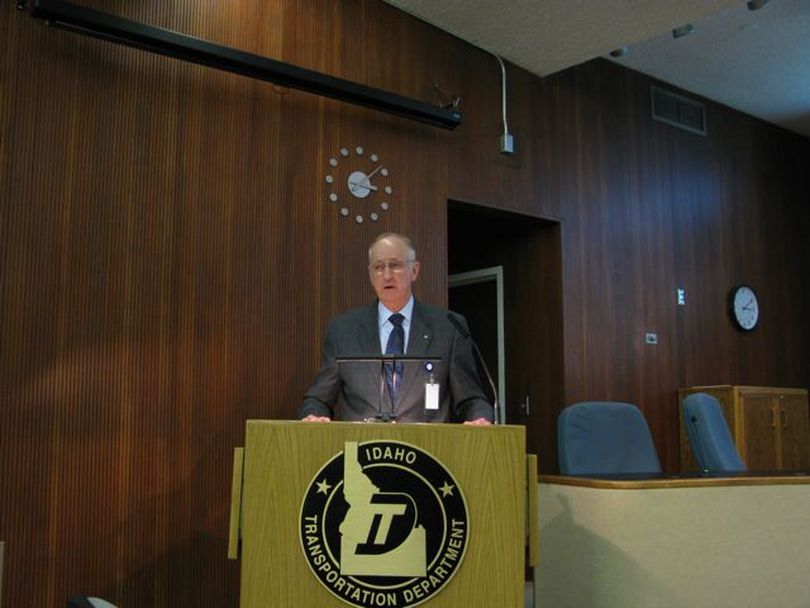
[368, 232, 416, 263]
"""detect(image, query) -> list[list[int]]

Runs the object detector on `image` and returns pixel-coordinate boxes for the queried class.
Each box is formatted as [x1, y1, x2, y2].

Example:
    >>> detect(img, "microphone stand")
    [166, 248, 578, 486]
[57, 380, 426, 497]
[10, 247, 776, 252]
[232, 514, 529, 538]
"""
[446, 314, 500, 425]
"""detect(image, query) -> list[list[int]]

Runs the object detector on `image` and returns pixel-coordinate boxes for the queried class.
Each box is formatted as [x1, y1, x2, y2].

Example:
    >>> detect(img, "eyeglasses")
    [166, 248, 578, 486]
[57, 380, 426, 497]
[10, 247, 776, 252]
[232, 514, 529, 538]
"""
[369, 259, 414, 276]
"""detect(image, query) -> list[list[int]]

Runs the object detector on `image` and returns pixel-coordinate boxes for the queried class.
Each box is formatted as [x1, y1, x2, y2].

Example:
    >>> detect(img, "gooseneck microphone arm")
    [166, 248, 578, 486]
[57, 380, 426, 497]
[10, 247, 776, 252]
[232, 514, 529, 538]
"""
[446, 313, 500, 425]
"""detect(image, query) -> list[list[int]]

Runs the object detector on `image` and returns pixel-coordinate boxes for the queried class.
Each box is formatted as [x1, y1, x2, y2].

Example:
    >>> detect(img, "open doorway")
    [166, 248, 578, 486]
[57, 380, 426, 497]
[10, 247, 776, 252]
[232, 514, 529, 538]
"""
[449, 266, 505, 423]
[447, 200, 564, 469]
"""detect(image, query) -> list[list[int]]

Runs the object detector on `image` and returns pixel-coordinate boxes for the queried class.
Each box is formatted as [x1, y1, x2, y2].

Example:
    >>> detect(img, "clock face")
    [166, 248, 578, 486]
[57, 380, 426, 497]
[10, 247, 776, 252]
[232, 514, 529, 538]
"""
[324, 146, 394, 224]
[731, 285, 759, 331]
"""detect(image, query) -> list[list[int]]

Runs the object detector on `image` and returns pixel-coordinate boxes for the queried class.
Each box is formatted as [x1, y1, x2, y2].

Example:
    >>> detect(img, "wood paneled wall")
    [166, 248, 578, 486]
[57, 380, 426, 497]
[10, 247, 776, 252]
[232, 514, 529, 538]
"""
[1, 0, 808, 606]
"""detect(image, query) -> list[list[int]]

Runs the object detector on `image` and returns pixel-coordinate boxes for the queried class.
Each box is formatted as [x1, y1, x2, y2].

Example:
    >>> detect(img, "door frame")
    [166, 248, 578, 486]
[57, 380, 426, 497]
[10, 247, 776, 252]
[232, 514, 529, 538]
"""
[448, 265, 506, 423]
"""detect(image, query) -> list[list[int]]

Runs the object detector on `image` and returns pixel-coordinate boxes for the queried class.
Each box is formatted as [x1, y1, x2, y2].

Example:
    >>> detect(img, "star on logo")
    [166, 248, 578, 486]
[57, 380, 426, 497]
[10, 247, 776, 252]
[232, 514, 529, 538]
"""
[316, 479, 332, 495]
[439, 481, 455, 497]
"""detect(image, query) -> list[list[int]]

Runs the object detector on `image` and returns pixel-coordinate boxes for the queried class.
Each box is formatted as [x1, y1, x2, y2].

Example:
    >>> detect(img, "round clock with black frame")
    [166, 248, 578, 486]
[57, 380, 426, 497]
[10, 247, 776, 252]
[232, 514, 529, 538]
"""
[729, 284, 759, 332]
[324, 145, 394, 224]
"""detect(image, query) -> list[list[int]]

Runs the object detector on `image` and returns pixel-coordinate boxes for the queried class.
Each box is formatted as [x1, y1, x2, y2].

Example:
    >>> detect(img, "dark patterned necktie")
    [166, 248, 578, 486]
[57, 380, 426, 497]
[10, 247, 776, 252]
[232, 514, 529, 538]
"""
[385, 313, 405, 404]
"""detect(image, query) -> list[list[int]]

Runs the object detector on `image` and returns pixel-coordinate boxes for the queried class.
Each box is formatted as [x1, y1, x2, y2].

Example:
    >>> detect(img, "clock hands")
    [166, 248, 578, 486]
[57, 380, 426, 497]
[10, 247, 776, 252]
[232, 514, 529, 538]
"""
[349, 180, 377, 192]
[349, 180, 378, 192]
[364, 164, 384, 181]
[350, 165, 383, 188]
[347, 164, 385, 194]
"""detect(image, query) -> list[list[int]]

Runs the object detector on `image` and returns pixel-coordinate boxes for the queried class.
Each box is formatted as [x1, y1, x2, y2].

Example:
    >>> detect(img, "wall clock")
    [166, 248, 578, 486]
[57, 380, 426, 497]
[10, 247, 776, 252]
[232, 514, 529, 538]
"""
[730, 284, 759, 331]
[324, 146, 394, 224]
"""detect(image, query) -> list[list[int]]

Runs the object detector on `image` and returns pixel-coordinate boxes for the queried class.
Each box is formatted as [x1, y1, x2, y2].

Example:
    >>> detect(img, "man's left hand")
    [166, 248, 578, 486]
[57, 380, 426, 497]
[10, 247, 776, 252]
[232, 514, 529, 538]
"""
[463, 417, 492, 426]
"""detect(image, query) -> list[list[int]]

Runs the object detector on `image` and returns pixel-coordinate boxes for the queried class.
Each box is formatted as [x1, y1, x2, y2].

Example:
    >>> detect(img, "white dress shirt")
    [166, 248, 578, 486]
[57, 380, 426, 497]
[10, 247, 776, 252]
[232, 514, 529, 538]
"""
[378, 296, 414, 354]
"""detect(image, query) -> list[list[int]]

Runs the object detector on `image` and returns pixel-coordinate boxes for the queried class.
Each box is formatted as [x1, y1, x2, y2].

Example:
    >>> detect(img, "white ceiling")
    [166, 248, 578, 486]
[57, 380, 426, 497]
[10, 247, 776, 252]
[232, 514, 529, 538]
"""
[384, 0, 810, 138]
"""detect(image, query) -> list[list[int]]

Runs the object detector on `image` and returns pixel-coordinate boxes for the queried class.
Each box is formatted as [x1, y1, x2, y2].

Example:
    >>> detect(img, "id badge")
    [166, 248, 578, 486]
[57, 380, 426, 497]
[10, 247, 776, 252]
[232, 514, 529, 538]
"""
[425, 381, 440, 410]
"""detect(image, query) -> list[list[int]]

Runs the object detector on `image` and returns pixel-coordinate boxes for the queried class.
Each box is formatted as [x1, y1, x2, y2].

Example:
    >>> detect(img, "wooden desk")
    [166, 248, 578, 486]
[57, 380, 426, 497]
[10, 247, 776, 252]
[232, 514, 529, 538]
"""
[535, 474, 810, 608]
[678, 385, 810, 471]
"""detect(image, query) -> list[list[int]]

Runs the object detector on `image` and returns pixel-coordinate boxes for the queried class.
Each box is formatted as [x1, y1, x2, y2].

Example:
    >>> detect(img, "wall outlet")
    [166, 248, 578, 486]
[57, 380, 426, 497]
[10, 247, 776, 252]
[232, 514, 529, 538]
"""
[645, 332, 658, 345]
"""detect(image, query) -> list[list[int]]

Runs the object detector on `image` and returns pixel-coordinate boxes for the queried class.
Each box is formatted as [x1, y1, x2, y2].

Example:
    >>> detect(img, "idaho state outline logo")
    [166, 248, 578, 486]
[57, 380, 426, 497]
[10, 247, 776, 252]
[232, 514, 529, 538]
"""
[299, 440, 469, 607]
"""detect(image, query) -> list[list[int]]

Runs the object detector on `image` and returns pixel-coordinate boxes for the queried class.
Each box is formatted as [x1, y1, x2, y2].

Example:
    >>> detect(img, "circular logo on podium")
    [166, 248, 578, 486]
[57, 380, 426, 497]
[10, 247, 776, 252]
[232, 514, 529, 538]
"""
[300, 440, 469, 607]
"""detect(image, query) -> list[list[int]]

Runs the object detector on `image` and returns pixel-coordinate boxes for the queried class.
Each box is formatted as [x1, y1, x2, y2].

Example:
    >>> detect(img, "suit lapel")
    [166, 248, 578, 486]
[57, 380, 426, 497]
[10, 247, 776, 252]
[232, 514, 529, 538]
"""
[352, 303, 384, 407]
[407, 303, 433, 357]
[356, 303, 380, 354]
[399, 301, 434, 403]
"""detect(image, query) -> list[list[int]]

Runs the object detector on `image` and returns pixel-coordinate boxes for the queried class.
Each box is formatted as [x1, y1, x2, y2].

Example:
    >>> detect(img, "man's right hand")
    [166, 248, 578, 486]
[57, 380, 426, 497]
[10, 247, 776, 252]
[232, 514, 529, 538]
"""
[302, 415, 332, 422]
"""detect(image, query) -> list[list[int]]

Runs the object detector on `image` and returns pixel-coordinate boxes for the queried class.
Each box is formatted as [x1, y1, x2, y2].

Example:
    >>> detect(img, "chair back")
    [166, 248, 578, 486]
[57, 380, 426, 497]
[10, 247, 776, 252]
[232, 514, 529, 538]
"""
[558, 401, 662, 475]
[682, 392, 746, 473]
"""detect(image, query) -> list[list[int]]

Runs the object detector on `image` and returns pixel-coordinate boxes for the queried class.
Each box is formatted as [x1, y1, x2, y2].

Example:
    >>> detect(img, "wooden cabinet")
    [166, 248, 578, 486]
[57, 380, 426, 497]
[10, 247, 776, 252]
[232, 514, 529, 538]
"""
[678, 385, 810, 472]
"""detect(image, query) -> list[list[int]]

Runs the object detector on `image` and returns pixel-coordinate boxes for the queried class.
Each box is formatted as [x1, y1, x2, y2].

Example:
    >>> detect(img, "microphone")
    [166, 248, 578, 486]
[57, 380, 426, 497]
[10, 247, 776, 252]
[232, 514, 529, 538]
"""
[446, 313, 500, 424]
[335, 354, 443, 423]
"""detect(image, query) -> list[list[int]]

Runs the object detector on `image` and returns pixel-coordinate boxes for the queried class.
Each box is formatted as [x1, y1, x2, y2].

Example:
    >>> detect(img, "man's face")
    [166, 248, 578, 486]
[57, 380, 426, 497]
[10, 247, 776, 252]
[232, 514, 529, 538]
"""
[368, 237, 420, 311]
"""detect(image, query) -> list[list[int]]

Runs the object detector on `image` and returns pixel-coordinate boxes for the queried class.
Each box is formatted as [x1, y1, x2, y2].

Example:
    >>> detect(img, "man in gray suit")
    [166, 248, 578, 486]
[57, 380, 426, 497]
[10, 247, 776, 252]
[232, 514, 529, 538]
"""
[299, 232, 493, 424]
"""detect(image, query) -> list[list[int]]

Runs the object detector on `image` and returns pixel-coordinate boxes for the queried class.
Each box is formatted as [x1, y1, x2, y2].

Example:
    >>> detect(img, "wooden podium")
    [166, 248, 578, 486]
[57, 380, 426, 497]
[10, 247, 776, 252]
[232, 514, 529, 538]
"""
[229, 420, 536, 608]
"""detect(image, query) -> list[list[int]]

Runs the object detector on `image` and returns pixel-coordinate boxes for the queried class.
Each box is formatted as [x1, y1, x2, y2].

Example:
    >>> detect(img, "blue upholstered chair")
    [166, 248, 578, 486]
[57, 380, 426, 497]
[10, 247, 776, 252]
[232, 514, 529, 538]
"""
[682, 392, 746, 474]
[557, 401, 662, 475]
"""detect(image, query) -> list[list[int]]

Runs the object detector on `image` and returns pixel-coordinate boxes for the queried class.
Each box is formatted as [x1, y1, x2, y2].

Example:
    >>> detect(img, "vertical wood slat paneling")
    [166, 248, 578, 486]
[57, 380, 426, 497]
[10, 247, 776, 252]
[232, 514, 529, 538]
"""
[1, 0, 809, 606]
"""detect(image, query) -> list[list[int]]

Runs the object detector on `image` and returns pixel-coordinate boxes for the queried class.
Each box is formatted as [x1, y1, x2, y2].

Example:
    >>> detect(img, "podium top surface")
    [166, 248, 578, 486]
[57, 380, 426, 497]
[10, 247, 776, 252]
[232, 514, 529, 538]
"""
[247, 419, 526, 432]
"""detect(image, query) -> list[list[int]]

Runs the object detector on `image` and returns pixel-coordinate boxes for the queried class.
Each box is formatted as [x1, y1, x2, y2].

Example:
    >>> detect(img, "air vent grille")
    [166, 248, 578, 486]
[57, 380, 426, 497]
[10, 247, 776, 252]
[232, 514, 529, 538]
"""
[650, 86, 706, 136]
